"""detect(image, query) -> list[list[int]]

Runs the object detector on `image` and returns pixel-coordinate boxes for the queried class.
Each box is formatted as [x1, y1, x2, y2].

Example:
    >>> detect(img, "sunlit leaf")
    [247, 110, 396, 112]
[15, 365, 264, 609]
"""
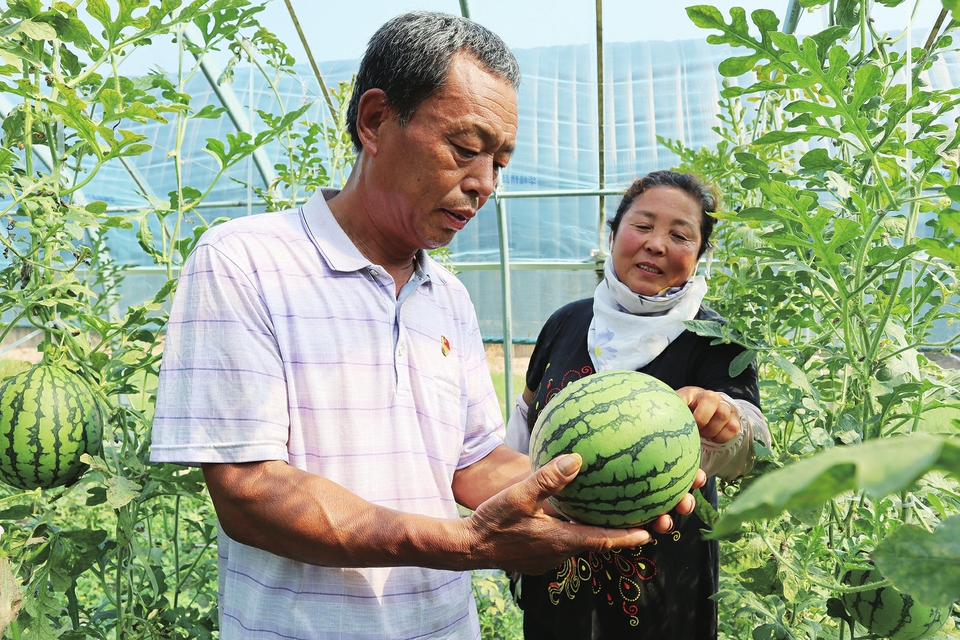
[943, 0, 959, 22]
[106, 475, 142, 509]
[730, 349, 757, 377]
[850, 64, 883, 111]
[710, 434, 960, 538]
[754, 129, 812, 146]
[684, 319, 725, 339]
[918, 238, 960, 265]
[719, 54, 764, 77]
[17, 18, 57, 41]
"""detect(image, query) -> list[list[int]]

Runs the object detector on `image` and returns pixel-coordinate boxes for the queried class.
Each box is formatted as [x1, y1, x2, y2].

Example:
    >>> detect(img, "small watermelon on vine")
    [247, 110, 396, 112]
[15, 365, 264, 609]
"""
[841, 567, 947, 640]
[0, 362, 105, 490]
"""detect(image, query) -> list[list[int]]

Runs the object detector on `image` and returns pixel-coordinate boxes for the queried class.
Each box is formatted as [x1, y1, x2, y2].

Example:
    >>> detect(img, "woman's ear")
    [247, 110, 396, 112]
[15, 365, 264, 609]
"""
[354, 88, 391, 157]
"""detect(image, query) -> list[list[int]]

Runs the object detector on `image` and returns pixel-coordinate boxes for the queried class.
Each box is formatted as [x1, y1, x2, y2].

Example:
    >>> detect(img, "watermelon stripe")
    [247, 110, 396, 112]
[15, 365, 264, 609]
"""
[530, 371, 701, 527]
[842, 569, 944, 640]
[0, 364, 103, 491]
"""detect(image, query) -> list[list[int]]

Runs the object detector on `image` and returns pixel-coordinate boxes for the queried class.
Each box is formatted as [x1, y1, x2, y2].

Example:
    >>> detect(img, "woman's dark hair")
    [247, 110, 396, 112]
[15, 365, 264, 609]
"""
[607, 170, 719, 258]
[346, 11, 521, 152]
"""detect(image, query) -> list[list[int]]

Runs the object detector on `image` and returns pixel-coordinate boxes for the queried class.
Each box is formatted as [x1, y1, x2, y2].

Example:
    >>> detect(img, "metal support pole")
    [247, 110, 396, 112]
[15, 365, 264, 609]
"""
[595, 0, 606, 269]
[283, 0, 337, 122]
[783, 0, 802, 34]
[183, 24, 277, 191]
[495, 193, 514, 410]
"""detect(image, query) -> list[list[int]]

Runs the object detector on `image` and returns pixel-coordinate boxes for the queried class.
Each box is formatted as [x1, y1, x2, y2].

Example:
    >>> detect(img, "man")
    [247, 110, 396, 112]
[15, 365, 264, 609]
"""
[151, 11, 699, 639]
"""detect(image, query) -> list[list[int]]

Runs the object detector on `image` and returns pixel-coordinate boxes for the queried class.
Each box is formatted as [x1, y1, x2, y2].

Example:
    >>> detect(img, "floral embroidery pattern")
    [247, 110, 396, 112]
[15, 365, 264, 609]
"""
[546, 537, 678, 627]
[538, 365, 595, 411]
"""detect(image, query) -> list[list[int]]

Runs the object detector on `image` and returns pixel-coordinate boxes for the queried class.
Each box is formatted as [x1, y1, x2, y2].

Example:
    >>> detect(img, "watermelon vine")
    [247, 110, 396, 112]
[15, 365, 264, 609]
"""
[665, 2, 960, 638]
[0, 2, 344, 637]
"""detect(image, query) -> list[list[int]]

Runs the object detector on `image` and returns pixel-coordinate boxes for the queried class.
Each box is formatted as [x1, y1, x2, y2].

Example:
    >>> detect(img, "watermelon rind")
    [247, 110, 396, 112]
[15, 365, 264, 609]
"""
[529, 370, 701, 527]
[0, 364, 105, 490]
[841, 568, 947, 640]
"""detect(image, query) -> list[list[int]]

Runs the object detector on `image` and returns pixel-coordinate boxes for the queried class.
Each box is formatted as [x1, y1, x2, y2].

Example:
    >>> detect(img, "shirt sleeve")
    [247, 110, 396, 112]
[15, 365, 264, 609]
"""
[504, 392, 531, 453]
[699, 394, 771, 480]
[456, 298, 508, 469]
[150, 240, 291, 465]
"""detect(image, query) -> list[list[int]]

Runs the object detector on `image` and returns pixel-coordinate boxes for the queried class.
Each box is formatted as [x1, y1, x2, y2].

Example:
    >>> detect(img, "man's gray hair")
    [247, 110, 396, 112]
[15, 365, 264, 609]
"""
[346, 11, 521, 152]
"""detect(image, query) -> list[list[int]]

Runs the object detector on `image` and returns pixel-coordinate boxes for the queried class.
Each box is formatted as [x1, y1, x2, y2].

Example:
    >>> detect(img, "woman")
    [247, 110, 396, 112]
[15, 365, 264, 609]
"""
[505, 170, 770, 640]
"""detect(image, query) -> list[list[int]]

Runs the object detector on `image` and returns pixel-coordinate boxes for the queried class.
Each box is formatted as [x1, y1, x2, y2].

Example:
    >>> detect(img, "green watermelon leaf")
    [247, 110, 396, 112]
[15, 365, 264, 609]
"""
[729, 349, 757, 378]
[708, 434, 960, 538]
[942, 0, 959, 22]
[694, 488, 719, 529]
[684, 319, 725, 339]
[105, 475, 141, 509]
[872, 515, 960, 607]
[0, 359, 33, 382]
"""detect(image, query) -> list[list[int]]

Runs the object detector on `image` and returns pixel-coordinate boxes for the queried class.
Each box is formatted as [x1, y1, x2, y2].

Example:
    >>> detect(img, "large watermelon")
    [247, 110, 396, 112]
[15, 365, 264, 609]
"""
[0, 363, 104, 490]
[841, 568, 946, 640]
[529, 370, 701, 527]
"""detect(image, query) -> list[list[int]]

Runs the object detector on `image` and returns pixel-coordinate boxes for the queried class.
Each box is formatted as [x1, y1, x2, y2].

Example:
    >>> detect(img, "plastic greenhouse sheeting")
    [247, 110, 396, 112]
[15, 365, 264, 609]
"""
[17, 37, 960, 341]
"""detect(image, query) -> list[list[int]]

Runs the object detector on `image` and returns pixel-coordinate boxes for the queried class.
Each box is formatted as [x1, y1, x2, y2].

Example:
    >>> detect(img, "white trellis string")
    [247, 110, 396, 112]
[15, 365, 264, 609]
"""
[0, 329, 42, 358]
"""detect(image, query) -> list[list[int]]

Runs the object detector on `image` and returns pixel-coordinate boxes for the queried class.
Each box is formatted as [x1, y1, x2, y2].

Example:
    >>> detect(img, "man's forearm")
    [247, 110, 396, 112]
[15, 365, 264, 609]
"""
[203, 453, 670, 576]
[203, 460, 475, 570]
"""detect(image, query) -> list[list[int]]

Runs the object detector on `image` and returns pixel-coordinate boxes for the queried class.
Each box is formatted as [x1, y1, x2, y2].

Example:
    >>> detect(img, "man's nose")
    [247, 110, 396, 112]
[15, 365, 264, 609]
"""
[463, 156, 497, 201]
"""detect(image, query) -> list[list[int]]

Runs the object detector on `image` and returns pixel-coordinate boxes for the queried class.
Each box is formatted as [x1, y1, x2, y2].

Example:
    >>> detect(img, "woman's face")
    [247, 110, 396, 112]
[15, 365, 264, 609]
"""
[610, 186, 703, 297]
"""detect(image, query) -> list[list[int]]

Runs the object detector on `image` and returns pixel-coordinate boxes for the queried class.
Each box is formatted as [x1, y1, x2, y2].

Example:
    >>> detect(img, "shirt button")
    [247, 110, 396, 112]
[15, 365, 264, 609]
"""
[369, 269, 378, 277]
[398, 343, 405, 356]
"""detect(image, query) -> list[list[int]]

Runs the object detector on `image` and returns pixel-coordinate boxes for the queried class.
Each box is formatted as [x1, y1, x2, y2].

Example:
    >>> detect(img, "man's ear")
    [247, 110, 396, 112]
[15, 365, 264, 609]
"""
[355, 88, 391, 157]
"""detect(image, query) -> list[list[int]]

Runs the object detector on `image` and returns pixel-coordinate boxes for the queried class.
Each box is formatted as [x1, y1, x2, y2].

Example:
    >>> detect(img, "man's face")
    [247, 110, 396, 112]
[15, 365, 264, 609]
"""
[367, 53, 519, 253]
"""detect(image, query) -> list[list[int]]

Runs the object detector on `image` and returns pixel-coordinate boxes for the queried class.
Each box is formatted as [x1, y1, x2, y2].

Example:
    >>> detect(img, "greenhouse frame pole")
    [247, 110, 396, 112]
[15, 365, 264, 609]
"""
[183, 25, 277, 191]
[595, 0, 606, 266]
[783, 0, 802, 34]
[283, 0, 337, 121]
[492, 0, 609, 400]
[495, 191, 514, 407]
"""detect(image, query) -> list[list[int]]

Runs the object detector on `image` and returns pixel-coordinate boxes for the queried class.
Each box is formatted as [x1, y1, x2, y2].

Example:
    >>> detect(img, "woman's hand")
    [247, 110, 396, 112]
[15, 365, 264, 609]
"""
[677, 386, 741, 444]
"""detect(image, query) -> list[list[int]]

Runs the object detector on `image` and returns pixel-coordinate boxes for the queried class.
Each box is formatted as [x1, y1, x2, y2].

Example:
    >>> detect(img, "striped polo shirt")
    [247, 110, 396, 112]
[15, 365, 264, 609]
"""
[151, 188, 505, 639]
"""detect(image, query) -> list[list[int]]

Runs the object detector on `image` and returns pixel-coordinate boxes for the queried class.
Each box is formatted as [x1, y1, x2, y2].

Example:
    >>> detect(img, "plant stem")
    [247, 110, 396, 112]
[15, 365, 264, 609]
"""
[173, 494, 181, 610]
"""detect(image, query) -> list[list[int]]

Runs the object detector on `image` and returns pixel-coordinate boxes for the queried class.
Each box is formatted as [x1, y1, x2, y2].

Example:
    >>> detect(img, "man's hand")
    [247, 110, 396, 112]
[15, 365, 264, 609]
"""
[460, 454, 706, 575]
[677, 386, 741, 444]
[202, 448, 707, 575]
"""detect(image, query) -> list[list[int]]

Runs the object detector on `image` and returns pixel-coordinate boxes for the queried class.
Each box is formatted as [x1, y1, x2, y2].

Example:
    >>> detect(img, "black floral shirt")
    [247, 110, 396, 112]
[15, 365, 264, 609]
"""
[516, 298, 760, 640]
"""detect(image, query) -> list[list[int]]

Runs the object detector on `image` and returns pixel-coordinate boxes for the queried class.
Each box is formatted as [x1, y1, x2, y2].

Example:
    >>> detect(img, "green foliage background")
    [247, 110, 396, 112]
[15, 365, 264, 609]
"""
[0, 1, 351, 637]
[664, 1, 960, 637]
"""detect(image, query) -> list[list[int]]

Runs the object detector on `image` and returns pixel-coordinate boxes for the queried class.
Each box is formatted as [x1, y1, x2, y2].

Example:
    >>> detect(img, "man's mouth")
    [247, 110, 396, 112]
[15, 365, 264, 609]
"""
[443, 209, 472, 230]
[637, 263, 662, 275]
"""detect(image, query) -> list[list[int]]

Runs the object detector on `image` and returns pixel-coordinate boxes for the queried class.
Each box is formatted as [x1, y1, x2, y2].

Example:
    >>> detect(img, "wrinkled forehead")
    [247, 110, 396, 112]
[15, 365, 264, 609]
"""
[417, 54, 519, 143]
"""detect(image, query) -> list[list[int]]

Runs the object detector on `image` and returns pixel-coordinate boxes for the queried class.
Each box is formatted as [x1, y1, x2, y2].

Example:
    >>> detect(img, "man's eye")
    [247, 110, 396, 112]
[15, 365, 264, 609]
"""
[455, 145, 478, 159]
